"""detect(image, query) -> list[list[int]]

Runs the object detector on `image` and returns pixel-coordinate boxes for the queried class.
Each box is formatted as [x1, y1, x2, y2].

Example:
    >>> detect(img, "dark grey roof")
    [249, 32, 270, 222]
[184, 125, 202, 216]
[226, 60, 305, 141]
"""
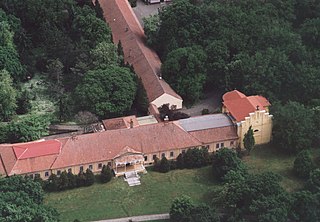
[178, 114, 233, 132]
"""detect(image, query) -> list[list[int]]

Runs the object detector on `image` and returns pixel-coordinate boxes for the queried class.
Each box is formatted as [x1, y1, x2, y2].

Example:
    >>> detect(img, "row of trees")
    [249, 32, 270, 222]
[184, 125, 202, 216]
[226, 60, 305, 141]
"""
[42, 165, 113, 192]
[144, 0, 320, 106]
[153, 147, 212, 173]
[0, 176, 59, 221]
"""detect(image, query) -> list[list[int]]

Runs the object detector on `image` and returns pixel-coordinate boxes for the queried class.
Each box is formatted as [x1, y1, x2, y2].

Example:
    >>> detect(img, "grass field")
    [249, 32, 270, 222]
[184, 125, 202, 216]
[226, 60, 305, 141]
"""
[45, 144, 315, 221]
[45, 167, 219, 222]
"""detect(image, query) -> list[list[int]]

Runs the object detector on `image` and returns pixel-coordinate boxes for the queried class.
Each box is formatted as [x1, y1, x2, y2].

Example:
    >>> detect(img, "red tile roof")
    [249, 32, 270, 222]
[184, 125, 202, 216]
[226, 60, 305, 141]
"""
[189, 126, 238, 144]
[102, 115, 139, 130]
[51, 122, 201, 169]
[0, 145, 17, 176]
[223, 90, 271, 122]
[13, 140, 61, 160]
[99, 0, 182, 103]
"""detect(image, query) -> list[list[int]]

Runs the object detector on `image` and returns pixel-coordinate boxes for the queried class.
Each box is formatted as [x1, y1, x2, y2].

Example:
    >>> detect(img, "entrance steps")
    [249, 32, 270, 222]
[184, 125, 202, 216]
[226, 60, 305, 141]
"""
[124, 171, 141, 186]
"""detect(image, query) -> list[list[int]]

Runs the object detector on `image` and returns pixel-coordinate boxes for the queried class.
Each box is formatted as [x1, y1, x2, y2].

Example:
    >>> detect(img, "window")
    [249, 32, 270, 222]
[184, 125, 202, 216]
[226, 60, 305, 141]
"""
[29, 174, 34, 179]
[80, 166, 83, 172]
[162, 153, 165, 158]
[182, 149, 186, 154]
[107, 162, 112, 166]
[230, 141, 234, 146]
[220, 143, 224, 148]
[216, 143, 220, 149]
[144, 156, 148, 161]
[153, 154, 157, 160]
[98, 163, 102, 169]
[68, 168, 72, 173]
[89, 165, 93, 170]
[45, 171, 49, 177]
[57, 170, 61, 176]
[170, 151, 174, 157]
[254, 129, 259, 132]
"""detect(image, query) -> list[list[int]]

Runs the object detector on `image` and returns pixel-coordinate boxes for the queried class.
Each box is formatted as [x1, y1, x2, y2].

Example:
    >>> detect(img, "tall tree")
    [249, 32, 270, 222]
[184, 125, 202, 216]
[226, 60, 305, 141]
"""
[75, 65, 137, 118]
[243, 126, 255, 154]
[293, 149, 314, 178]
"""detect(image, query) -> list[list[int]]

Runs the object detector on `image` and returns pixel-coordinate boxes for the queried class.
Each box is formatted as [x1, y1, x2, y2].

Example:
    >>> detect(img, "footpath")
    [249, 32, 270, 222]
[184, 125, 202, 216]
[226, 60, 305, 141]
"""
[92, 213, 169, 222]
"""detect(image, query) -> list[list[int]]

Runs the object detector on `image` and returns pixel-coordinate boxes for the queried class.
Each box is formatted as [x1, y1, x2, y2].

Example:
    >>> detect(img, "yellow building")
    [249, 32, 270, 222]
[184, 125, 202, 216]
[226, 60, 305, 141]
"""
[222, 90, 273, 148]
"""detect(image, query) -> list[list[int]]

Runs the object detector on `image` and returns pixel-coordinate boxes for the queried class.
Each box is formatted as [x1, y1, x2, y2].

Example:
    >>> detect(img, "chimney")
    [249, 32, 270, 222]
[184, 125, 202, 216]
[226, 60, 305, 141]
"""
[256, 105, 260, 110]
[130, 119, 134, 128]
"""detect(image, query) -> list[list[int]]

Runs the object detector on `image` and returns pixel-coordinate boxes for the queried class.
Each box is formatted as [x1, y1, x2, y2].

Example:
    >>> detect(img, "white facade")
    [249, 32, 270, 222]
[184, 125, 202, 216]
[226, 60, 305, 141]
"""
[151, 93, 183, 110]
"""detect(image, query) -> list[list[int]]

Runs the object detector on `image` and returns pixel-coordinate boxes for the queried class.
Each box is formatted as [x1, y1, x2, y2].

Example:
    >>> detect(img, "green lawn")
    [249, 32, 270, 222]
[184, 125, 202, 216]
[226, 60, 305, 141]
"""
[45, 167, 219, 222]
[45, 144, 314, 221]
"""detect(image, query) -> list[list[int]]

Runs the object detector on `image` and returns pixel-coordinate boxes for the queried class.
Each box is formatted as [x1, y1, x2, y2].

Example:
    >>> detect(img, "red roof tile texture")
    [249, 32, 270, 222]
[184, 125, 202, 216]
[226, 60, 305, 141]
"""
[99, 0, 182, 102]
[189, 126, 238, 144]
[102, 115, 139, 130]
[223, 90, 271, 122]
[0, 145, 17, 176]
[51, 122, 201, 169]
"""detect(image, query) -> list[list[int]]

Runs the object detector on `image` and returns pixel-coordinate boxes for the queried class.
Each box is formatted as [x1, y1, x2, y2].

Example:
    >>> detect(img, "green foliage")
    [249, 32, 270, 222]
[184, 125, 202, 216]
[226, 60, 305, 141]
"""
[46, 174, 59, 192]
[222, 172, 291, 221]
[212, 148, 247, 181]
[91, 41, 119, 69]
[58, 171, 69, 191]
[272, 102, 315, 153]
[6, 114, 50, 143]
[0, 69, 17, 121]
[132, 77, 149, 115]
[293, 150, 314, 178]
[170, 195, 194, 222]
[306, 169, 320, 193]
[75, 66, 137, 118]
[16, 90, 32, 115]
[143, 14, 160, 47]
[128, 0, 137, 7]
[243, 126, 255, 154]
[100, 165, 113, 183]
[159, 157, 171, 173]
[0, 176, 59, 221]
[289, 190, 320, 221]
[85, 168, 95, 186]
[161, 46, 207, 105]
[183, 147, 210, 169]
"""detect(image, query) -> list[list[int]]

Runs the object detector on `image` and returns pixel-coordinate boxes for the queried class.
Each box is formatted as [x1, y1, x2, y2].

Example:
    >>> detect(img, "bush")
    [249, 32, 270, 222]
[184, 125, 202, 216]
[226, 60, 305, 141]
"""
[293, 149, 313, 178]
[58, 171, 69, 190]
[85, 169, 95, 186]
[100, 165, 112, 183]
[159, 157, 171, 173]
[212, 148, 247, 181]
[128, 0, 137, 7]
[76, 171, 86, 187]
[67, 172, 77, 189]
[153, 157, 161, 171]
[45, 174, 59, 192]
[176, 153, 185, 169]
[184, 147, 210, 169]
[170, 195, 194, 222]
[306, 169, 320, 193]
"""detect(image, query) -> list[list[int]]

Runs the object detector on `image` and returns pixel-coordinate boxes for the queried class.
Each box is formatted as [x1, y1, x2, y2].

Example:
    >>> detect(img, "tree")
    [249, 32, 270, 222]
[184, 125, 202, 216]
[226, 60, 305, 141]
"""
[74, 111, 99, 125]
[67, 171, 77, 189]
[143, 14, 160, 47]
[0, 176, 59, 221]
[183, 147, 210, 169]
[100, 165, 112, 183]
[16, 90, 31, 115]
[85, 168, 95, 186]
[159, 157, 171, 173]
[170, 195, 194, 222]
[6, 114, 50, 143]
[75, 66, 137, 118]
[306, 169, 320, 193]
[272, 102, 315, 153]
[293, 149, 313, 178]
[45, 174, 59, 192]
[176, 153, 185, 169]
[222, 172, 291, 222]
[0, 69, 17, 121]
[161, 46, 207, 105]
[189, 204, 220, 222]
[243, 126, 255, 154]
[290, 190, 320, 222]
[58, 171, 69, 191]
[91, 41, 119, 69]
[212, 148, 247, 181]
[76, 171, 86, 187]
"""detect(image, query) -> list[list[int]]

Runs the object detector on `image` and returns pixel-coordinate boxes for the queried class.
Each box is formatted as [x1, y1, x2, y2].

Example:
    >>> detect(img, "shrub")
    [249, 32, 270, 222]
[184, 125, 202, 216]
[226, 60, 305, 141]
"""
[58, 171, 69, 190]
[176, 153, 185, 169]
[100, 165, 112, 183]
[306, 169, 320, 193]
[293, 149, 313, 178]
[170, 195, 194, 222]
[159, 157, 171, 173]
[84, 169, 95, 186]
[67, 171, 77, 189]
[45, 174, 59, 192]
[184, 147, 210, 168]
[153, 157, 161, 171]
[201, 108, 209, 115]
[76, 171, 86, 187]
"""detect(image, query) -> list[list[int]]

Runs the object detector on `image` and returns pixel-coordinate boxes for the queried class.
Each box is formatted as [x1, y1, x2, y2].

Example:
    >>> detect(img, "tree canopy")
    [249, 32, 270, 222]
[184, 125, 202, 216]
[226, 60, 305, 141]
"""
[75, 66, 136, 118]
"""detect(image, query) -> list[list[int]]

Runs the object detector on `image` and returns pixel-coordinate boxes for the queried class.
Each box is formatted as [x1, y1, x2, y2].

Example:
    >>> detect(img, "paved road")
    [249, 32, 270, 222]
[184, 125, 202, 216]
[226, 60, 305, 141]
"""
[92, 213, 169, 222]
[133, 0, 169, 26]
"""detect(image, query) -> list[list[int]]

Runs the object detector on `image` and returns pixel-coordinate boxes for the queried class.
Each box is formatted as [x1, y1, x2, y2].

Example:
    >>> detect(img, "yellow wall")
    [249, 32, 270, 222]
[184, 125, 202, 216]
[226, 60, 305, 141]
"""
[238, 110, 273, 148]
